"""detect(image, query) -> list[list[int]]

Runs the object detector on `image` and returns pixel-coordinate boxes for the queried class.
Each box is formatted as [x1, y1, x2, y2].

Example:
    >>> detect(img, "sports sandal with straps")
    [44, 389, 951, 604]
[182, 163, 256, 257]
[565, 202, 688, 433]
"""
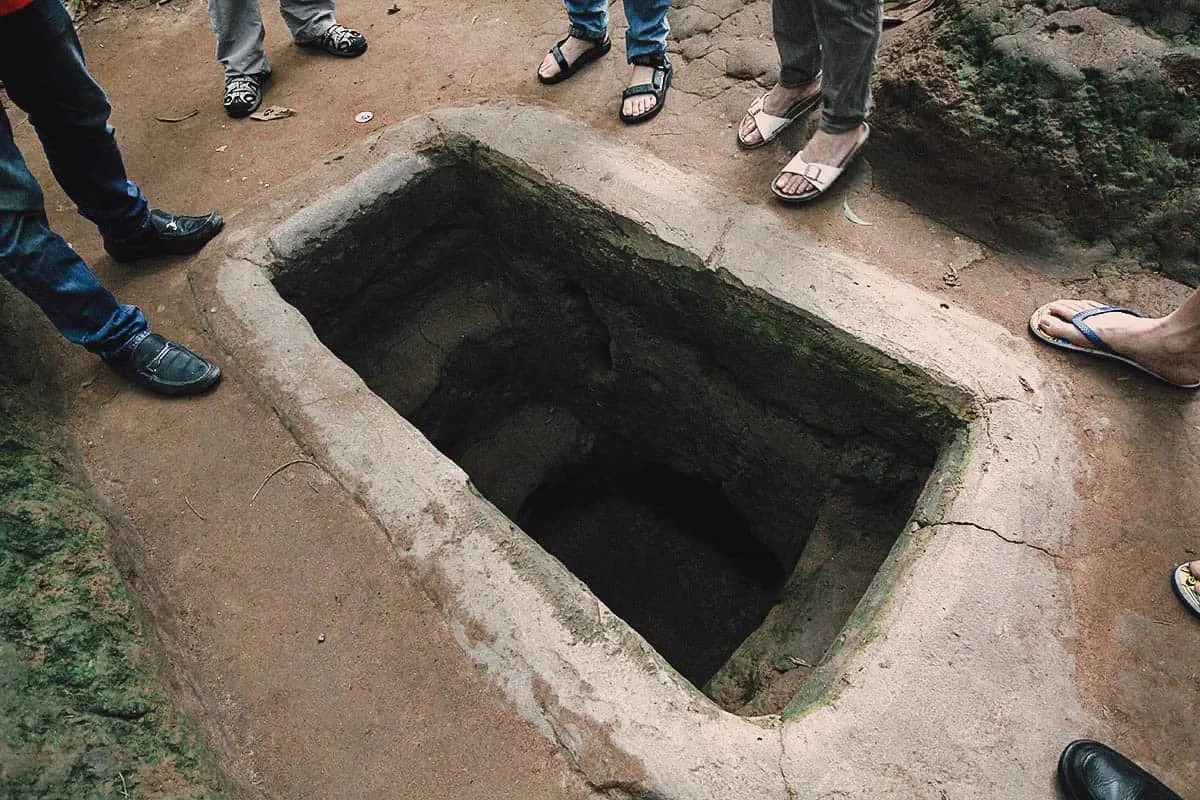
[772, 123, 869, 204]
[538, 32, 612, 85]
[619, 54, 673, 125]
[737, 77, 822, 150]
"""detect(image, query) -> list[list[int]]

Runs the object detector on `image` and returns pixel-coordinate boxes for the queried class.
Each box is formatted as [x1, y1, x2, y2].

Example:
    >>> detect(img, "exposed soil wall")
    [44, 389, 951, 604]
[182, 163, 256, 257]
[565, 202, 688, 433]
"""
[872, 0, 1200, 282]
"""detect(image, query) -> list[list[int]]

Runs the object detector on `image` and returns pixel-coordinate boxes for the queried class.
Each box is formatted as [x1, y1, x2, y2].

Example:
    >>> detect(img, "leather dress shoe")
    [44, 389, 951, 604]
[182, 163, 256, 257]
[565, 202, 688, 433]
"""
[104, 332, 222, 396]
[104, 209, 224, 263]
[1058, 740, 1182, 800]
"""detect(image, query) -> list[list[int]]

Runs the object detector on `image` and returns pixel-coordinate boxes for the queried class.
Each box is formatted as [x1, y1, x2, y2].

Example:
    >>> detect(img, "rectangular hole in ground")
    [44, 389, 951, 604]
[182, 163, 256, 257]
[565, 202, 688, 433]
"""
[270, 149, 966, 716]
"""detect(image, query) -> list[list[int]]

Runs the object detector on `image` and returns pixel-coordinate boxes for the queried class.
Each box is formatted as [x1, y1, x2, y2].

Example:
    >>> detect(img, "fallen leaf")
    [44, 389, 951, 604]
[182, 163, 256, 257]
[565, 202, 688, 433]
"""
[215, 145, 228, 152]
[249, 105, 295, 122]
[842, 199, 872, 226]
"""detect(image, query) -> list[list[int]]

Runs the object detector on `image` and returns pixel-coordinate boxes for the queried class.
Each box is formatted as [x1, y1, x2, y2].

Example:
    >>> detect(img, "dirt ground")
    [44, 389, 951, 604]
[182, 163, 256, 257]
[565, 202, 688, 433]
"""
[9, 0, 1199, 795]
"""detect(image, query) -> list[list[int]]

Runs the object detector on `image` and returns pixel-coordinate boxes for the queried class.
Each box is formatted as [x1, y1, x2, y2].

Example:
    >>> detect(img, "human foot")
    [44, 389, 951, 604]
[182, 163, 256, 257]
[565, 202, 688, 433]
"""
[619, 58, 672, 123]
[298, 23, 367, 57]
[222, 72, 269, 119]
[737, 77, 822, 148]
[773, 123, 869, 202]
[1031, 299, 1200, 388]
[104, 332, 222, 396]
[1172, 561, 1200, 619]
[103, 209, 225, 263]
[538, 34, 611, 84]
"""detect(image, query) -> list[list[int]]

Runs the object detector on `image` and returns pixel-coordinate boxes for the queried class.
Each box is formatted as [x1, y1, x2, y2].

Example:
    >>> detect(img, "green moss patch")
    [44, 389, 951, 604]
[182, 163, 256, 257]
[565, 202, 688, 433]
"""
[944, 8, 1200, 267]
[874, 1, 1200, 281]
[0, 384, 227, 799]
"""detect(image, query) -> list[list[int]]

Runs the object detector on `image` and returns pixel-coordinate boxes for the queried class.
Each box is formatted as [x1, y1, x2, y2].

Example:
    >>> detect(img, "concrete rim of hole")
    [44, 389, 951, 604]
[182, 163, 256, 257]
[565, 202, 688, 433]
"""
[192, 105, 1087, 800]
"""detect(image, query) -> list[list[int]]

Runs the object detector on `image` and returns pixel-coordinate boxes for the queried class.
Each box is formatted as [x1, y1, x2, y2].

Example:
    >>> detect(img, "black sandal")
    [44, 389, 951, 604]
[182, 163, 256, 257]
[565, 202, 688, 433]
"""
[619, 54, 673, 124]
[537, 32, 612, 85]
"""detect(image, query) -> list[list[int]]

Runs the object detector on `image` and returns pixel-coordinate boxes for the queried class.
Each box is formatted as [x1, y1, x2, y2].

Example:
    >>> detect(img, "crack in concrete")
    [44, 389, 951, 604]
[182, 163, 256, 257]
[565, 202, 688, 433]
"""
[928, 519, 1060, 559]
[705, 217, 737, 271]
[776, 727, 797, 800]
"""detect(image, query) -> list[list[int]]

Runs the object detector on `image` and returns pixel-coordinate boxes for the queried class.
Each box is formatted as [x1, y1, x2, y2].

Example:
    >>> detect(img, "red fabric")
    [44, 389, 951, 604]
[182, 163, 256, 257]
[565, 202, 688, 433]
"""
[0, 0, 34, 15]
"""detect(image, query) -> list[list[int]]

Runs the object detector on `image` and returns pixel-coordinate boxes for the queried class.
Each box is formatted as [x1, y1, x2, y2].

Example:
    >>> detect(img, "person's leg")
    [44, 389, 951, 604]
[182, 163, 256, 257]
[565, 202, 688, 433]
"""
[775, 0, 823, 88]
[2, 212, 224, 393]
[0, 209, 147, 357]
[278, 0, 335, 43]
[206, 0, 273, 117]
[623, 0, 670, 62]
[811, 0, 880, 135]
[208, 0, 271, 78]
[738, 0, 823, 147]
[0, 202, 220, 395]
[0, 0, 147, 241]
[0, 3, 225, 255]
[1032, 293, 1200, 387]
[621, 0, 672, 120]
[538, 0, 611, 82]
[282, 0, 365, 56]
[773, 0, 880, 198]
[0, 90, 143, 356]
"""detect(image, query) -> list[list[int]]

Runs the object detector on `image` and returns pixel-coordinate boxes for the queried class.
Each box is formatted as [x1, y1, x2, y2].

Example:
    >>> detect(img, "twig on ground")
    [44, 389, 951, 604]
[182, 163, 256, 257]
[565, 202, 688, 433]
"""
[154, 109, 199, 123]
[251, 458, 319, 503]
[184, 496, 207, 521]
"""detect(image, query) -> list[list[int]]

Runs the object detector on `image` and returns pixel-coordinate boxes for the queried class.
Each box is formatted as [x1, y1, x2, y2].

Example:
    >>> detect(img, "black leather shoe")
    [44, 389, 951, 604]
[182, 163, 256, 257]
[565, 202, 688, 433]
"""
[104, 332, 222, 396]
[103, 209, 225, 264]
[1058, 740, 1182, 800]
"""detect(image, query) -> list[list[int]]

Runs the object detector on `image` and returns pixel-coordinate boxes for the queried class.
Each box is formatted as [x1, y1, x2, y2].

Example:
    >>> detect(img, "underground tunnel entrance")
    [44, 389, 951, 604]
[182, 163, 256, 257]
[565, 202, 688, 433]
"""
[268, 147, 962, 715]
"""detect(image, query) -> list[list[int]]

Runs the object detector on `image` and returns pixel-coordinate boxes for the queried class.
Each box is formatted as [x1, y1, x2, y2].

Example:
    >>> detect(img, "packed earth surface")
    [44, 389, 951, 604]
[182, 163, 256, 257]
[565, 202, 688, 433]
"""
[1, 0, 1198, 796]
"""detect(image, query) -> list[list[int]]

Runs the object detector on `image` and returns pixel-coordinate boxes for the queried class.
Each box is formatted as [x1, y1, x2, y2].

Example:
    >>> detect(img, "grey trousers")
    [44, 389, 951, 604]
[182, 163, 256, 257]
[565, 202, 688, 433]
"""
[772, 0, 882, 133]
[207, 0, 336, 77]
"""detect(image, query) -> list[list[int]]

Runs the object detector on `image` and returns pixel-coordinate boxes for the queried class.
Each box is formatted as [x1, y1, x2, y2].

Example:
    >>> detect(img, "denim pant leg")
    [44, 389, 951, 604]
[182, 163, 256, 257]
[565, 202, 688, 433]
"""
[0, 210, 148, 357]
[773, 0, 881, 133]
[0, 110, 146, 355]
[623, 0, 671, 63]
[773, 0, 822, 87]
[0, 0, 150, 241]
[279, 0, 335, 44]
[564, 0, 609, 42]
[208, 0, 271, 77]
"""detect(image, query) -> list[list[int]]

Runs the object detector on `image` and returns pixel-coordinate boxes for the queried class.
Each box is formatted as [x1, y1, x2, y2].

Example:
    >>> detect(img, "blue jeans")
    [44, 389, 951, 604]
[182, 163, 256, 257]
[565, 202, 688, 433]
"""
[0, 0, 149, 357]
[565, 0, 671, 63]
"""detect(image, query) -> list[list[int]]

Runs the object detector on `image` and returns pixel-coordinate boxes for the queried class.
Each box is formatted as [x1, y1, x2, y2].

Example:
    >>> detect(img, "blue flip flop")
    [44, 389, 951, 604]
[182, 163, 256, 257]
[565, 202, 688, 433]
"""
[1028, 302, 1200, 389]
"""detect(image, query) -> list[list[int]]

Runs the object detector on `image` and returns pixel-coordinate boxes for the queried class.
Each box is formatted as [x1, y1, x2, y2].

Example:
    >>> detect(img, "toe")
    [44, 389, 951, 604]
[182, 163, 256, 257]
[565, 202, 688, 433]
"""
[1036, 300, 1107, 345]
[738, 115, 760, 144]
[1046, 299, 1105, 320]
[1037, 313, 1085, 346]
[774, 173, 809, 197]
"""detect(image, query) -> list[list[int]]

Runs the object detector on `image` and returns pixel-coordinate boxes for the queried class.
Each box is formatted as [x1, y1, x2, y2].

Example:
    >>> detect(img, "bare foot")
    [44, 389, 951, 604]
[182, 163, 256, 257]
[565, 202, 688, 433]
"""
[1034, 299, 1200, 387]
[538, 35, 605, 81]
[621, 64, 659, 119]
[737, 78, 821, 147]
[774, 124, 868, 199]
